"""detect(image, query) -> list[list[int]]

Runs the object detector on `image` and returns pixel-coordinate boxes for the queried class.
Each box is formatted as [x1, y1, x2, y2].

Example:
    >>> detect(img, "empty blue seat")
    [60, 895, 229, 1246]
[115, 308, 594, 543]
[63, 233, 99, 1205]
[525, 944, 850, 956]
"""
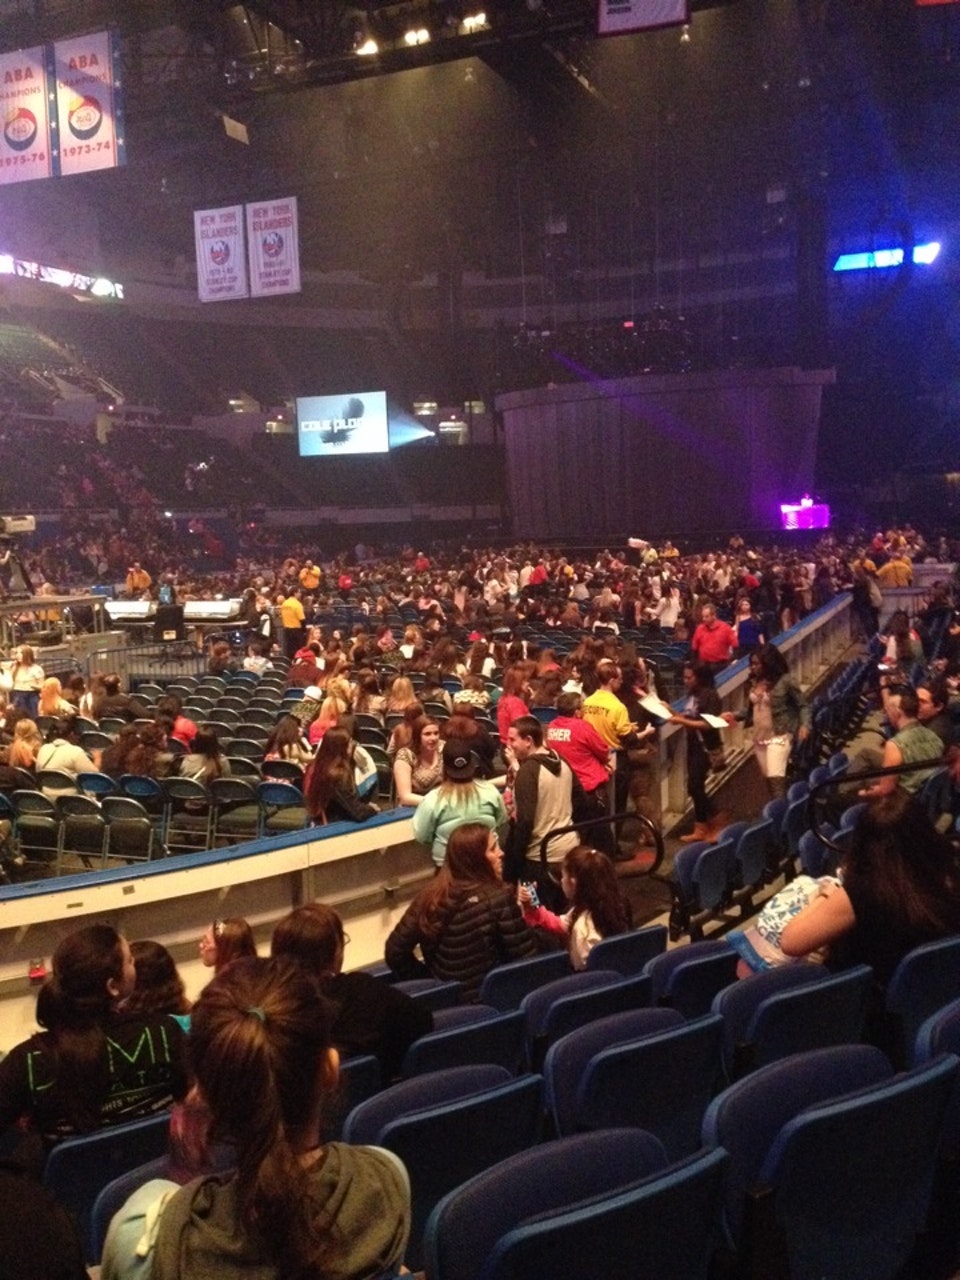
[642, 940, 739, 1019]
[576, 1013, 724, 1159]
[885, 935, 960, 1067]
[477, 951, 572, 1011]
[402, 1008, 526, 1077]
[584, 924, 667, 976]
[423, 1129, 726, 1280]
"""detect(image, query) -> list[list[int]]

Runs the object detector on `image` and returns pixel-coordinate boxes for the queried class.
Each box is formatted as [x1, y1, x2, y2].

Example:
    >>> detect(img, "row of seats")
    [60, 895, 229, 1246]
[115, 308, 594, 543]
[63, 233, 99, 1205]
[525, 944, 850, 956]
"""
[0, 775, 315, 871]
[44, 929, 960, 1274]
[669, 755, 850, 941]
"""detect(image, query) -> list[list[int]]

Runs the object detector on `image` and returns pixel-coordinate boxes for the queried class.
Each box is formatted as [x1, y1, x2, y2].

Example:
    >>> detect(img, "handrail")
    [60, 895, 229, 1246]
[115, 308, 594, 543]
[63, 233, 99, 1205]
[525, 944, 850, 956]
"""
[806, 757, 945, 856]
[536, 811, 665, 877]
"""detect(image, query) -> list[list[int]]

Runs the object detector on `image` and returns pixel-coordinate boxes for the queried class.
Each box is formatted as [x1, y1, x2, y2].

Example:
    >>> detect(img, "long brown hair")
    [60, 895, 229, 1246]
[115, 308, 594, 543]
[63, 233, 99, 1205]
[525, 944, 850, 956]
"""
[410, 822, 499, 939]
[303, 727, 354, 820]
[843, 792, 960, 936]
[188, 957, 335, 1279]
[563, 846, 632, 938]
[35, 924, 128, 1131]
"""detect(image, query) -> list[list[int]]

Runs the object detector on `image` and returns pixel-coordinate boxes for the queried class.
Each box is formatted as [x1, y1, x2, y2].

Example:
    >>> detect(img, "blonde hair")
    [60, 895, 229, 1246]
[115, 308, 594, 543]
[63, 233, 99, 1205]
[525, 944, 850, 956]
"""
[9, 717, 41, 766]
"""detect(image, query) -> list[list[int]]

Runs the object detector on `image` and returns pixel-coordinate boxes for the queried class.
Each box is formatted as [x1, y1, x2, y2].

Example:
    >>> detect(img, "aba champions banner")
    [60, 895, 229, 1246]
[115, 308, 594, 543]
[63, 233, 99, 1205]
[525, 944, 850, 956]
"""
[246, 196, 301, 298]
[194, 204, 249, 302]
[53, 31, 125, 177]
[0, 45, 54, 185]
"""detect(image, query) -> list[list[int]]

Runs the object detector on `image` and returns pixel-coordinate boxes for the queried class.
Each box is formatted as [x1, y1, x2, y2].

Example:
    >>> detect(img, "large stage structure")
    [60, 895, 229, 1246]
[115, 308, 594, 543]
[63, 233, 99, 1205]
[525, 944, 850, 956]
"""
[498, 366, 833, 542]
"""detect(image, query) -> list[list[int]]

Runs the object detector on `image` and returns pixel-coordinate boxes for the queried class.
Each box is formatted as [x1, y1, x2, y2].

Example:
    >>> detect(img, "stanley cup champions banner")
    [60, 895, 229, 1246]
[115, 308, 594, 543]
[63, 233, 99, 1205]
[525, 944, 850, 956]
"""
[194, 204, 249, 302]
[53, 31, 125, 177]
[246, 196, 301, 298]
[0, 45, 54, 184]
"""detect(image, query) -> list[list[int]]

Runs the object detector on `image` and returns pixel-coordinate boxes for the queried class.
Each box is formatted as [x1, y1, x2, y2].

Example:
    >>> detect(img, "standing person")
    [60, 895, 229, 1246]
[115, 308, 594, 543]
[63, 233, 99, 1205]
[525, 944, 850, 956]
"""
[9, 644, 44, 717]
[519, 845, 632, 970]
[689, 604, 737, 675]
[411, 740, 508, 868]
[504, 715, 581, 893]
[496, 666, 531, 743]
[101, 956, 411, 1280]
[385, 822, 537, 1002]
[0, 925, 187, 1152]
[545, 691, 616, 852]
[738, 644, 810, 801]
[733, 598, 765, 656]
[670, 663, 727, 844]
[278, 588, 306, 659]
[272, 903, 432, 1080]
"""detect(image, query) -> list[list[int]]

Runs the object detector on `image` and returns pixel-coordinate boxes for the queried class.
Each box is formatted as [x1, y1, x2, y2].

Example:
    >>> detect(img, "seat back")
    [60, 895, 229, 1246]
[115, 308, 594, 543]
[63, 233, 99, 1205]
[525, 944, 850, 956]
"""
[886, 935, 960, 1067]
[700, 1044, 894, 1249]
[346, 1067, 543, 1271]
[423, 1129, 670, 1280]
[734, 818, 774, 892]
[757, 1054, 960, 1280]
[520, 970, 626, 1055]
[402, 1009, 526, 1077]
[914, 995, 960, 1156]
[585, 924, 667, 976]
[483, 1146, 728, 1280]
[478, 951, 572, 1011]
[577, 1014, 724, 1159]
[543, 1007, 683, 1136]
[712, 963, 830, 1079]
[745, 963, 872, 1071]
[643, 941, 739, 1018]
[42, 1112, 170, 1262]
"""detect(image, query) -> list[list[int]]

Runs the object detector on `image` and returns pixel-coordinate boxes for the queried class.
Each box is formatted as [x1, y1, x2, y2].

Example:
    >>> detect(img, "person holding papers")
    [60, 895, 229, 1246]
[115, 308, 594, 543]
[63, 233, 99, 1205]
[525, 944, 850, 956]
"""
[670, 662, 731, 844]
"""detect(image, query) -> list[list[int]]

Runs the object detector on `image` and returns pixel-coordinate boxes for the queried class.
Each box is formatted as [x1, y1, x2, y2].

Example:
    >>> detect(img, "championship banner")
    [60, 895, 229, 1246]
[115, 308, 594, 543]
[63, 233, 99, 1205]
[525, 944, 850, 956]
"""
[598, 0, 688, 35]
[53, 30, 125, 177]
[246, 196, 301, 298]
[194, 204, 249, 302]
[0, 44, 54, 185]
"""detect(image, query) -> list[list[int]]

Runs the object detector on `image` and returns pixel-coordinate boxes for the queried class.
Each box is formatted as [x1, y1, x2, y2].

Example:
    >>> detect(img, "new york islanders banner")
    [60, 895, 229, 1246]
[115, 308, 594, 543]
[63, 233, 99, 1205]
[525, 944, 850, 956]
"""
[194, 204, 249, 302]
[0, 45, 54, 185]
[246, 196, 301, 298]
[53, 30, 125, 177]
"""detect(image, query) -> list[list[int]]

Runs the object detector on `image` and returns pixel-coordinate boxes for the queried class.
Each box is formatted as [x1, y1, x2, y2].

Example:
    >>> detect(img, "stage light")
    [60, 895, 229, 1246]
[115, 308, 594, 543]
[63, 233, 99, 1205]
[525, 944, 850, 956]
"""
[356, 37, 378, 55]
[462, 12, 488, 33]
[404, 27, 430, 45]
[833, 241, 942, 271]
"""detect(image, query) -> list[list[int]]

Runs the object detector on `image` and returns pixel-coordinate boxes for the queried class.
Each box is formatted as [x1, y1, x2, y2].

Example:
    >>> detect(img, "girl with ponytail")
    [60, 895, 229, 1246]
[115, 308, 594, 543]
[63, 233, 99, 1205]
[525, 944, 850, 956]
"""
[102, 956, 410, 1280]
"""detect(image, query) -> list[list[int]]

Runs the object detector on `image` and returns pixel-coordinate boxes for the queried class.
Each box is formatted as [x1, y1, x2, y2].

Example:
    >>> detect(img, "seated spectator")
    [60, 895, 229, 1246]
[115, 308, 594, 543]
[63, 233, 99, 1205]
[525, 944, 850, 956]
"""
[385, 674, 419, 716]
[36, 717, 98, 792]
[156, 693, 197, 749]
[126, 940, 192, 1022]
[178, 725, 231, 785]
[37, 677, 75, 720]
[0, 924, 188, 1151]
[272, 902, 432, 1079]
[520, 845, 632, 970]
[386, 822, 538, 1002]
[781, 792, 960, 990]
[101, 722, 178, 779]
[101, 957, 410, 1280]
[496, 665, 531, 742]
[0, 1160, 87, 1280]
[242, 639, 274, 675]
[303, 728, 378, 825]
[352, 670, 386, 720]
[917, 675, 955, 750]
[91, 673, 152, 723]
[7, 717, 41, 770]
[206, 640, 238, 677]
[198, 917, 257, 975]
[393, 715, 443, 807]
[387, 701, 425, 759]
[263, 712, 314, 769]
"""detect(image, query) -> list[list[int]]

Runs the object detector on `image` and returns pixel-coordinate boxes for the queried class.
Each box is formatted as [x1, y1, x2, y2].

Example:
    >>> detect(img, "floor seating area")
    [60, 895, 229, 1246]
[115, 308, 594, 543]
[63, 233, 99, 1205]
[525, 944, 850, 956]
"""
[39, 932, 960, 1278]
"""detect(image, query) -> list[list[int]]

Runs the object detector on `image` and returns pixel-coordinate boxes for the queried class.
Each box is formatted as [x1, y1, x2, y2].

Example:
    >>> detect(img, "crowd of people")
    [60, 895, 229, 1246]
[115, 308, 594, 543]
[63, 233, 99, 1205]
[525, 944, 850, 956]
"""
[2, 522, 960, 1273]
